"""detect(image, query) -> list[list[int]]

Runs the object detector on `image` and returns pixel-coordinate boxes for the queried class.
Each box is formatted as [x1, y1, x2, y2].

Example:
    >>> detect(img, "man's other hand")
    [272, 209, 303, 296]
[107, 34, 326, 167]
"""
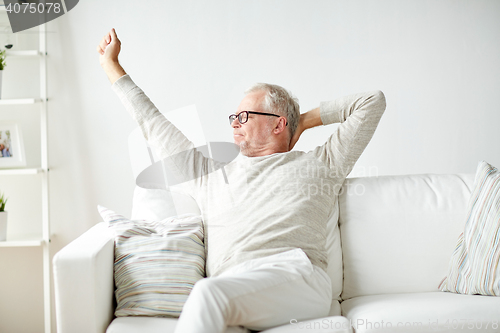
[289, 117, 304, 150]
[289, 107, 322, 150]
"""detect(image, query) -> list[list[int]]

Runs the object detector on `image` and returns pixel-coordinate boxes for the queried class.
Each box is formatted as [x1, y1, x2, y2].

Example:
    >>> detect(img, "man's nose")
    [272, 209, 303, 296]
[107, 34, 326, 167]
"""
[231, 118, 241, 128]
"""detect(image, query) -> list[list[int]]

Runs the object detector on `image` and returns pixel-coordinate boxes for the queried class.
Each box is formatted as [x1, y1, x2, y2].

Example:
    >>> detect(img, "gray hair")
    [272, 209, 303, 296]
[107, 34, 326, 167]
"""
[245, 83, 300, 138]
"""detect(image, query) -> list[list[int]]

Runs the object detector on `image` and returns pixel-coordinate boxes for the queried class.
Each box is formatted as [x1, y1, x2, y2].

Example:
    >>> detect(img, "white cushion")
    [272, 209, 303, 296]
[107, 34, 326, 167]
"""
[130, 186, 200, 221]
[339, 174, 474, 300]
[439, 161, 500, 295]
[341, 291, 500, 333]
[260, 316, 352, 333]
[99, 206, 205, 318]
[107, 317, 249, 333]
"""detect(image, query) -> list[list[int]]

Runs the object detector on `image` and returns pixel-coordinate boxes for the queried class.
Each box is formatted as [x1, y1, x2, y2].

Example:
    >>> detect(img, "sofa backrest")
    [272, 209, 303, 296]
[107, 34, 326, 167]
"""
[338, 173, 474, 300]
[128, 106, 206, 220]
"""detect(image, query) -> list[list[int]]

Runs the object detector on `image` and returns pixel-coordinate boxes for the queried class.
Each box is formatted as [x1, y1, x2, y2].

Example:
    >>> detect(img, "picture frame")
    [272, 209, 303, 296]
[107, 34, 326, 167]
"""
[0, 123, 26, 168]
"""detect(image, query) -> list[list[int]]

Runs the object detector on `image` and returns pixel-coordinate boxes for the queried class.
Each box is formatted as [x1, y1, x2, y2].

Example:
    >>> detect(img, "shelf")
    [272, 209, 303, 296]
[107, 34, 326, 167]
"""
[0, 168, 44, 175]
[6, 50, 43, 57]
[0, 237, 44, 248]
[0, 98, 41, 105]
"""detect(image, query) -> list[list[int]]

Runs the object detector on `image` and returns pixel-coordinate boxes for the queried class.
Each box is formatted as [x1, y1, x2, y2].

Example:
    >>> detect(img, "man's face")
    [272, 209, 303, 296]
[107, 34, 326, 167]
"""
[232, 90, 274, 156]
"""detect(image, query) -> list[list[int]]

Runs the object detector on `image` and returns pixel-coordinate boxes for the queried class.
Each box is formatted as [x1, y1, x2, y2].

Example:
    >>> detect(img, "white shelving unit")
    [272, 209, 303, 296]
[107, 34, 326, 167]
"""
[0, 19, 50, 333]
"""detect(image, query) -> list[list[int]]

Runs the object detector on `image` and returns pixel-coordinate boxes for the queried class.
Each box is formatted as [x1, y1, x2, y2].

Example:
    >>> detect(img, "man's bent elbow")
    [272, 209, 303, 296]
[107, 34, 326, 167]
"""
[372, 90, 386, 113]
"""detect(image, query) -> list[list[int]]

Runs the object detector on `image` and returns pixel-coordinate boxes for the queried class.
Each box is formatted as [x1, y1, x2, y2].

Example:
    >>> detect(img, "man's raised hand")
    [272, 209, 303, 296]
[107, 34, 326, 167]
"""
[97, 28, 126, 84]
[97, 28, 120, 64]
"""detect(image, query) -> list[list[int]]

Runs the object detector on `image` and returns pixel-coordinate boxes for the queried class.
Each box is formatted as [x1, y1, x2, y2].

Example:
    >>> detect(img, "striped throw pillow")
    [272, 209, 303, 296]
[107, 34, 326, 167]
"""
[98, 206, 205, 317]
[439, 161, 500, 295]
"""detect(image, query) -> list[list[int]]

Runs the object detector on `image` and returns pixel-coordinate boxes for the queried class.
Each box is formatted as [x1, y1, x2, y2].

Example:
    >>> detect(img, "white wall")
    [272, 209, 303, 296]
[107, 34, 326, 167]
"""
[0, 0, 499, 331]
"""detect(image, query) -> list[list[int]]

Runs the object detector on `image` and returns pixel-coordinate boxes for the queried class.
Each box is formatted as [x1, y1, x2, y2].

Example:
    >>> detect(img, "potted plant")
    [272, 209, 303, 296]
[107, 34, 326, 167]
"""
[0, 192, 8, 241]
[0, 49, 5, 99]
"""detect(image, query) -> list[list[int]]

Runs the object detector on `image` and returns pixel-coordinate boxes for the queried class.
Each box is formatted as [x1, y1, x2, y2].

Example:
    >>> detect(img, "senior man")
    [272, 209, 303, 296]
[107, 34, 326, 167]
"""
[98, 28, 386, 333]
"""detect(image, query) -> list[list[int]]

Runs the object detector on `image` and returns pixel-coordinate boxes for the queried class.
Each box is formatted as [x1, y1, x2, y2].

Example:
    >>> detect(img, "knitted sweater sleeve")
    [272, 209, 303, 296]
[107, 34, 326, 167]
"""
[313, 90, 386, 179]
[112, 74, 195, 160]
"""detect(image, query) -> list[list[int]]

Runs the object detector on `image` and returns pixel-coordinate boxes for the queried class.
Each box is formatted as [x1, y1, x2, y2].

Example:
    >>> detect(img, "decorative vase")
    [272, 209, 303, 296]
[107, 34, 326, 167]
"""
[0, 211, 7, 241]
[0, 70, 2, 99]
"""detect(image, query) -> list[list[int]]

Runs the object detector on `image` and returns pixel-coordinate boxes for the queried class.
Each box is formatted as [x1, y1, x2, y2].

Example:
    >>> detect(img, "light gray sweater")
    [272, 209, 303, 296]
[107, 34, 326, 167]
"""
[113, 75, 386, 277]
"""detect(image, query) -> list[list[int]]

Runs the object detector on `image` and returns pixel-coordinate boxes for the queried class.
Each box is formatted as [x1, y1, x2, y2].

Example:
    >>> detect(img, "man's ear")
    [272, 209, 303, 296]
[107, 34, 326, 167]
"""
[273, 117, 288, 135]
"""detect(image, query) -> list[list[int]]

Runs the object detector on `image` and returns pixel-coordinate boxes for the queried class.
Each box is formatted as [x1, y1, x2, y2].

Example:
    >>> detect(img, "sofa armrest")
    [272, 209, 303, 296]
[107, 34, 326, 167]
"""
[53, 222, 115, 333]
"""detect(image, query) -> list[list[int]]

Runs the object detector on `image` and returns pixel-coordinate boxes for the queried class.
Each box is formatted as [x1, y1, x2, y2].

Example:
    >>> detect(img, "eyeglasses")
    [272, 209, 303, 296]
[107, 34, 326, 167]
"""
[229, 111, 287, 126]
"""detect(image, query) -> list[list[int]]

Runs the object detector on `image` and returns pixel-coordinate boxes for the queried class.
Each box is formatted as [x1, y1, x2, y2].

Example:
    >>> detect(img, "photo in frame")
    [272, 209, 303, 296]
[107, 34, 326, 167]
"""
[0, 123, 26, 168]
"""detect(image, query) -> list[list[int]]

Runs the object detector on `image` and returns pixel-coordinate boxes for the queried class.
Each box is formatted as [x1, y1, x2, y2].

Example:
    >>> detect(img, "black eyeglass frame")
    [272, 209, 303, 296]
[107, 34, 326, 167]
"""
[229, 111, 288, 126]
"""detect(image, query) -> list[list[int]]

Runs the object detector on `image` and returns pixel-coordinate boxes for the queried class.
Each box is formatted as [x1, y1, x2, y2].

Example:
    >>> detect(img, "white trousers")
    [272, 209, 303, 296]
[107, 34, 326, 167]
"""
[174, 248, 332, 333]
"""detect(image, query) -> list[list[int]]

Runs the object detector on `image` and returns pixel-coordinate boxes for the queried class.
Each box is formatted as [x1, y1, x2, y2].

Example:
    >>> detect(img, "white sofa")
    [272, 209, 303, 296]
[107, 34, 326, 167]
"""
[53, 172, 500, 333]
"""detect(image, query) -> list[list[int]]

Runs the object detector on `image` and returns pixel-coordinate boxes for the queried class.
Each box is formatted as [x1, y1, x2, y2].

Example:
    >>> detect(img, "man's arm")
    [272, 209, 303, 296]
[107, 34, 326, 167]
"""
[97, 29, 211, 192]
[292, 91, 386, 179]
[314, 90, 386, 180]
